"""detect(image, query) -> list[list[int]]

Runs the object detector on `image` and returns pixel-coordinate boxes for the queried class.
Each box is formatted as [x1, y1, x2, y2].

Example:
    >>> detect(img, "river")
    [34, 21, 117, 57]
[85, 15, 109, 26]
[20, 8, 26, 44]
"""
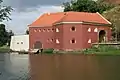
[0, 53, 120, 80]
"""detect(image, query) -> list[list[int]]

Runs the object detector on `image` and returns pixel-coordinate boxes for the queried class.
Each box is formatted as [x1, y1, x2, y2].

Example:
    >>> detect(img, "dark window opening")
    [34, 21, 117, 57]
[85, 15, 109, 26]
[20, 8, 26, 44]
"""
[71, 39, 76, 44]
[71, 26, 76, 31]
[52, 28, 54, 31]
[21, 42, 23, 44]
[99, 30, 106, 43]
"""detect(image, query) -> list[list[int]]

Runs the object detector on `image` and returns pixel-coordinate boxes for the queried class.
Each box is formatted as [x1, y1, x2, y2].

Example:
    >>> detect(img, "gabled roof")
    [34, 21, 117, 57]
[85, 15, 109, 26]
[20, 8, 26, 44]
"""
[29, 11, 111, 27]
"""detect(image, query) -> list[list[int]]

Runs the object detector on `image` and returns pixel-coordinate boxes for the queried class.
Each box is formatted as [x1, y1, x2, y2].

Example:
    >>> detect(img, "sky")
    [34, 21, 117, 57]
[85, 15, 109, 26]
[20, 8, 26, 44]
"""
[3, 0, 70, 35]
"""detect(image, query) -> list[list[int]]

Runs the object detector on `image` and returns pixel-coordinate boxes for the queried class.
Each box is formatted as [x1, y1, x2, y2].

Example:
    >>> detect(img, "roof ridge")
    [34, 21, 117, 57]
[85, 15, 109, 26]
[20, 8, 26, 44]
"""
[53, 12, 68, 24]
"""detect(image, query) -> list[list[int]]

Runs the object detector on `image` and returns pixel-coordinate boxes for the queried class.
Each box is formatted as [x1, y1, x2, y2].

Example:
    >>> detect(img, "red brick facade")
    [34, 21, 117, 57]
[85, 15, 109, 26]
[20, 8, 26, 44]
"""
[29, 12, 112, 51]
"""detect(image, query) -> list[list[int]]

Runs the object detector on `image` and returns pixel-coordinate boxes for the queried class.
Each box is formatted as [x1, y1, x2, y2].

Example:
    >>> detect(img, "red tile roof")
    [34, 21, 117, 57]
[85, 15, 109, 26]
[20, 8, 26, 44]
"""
[29, 11, 111, 27]
[29, 12, 66, 27]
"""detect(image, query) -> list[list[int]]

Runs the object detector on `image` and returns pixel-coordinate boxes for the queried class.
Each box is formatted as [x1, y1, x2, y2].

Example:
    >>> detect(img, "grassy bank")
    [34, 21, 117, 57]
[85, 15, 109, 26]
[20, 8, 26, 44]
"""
[82, 45, 120, 55]
[0, 45, 10, 53]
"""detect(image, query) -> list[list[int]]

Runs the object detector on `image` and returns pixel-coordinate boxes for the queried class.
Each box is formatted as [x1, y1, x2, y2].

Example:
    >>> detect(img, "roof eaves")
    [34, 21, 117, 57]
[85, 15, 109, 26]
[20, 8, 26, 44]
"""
[96, 12, 112, 24]
[82, 21, 112, 27]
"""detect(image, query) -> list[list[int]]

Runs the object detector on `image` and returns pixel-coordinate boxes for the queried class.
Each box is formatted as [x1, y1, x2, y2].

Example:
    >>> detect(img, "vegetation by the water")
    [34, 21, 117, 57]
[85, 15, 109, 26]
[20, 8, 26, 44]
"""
[0, 0, 13, 47]
[43, 48, 54, 54]
[82, 45, 120, 55]
[0, 45, 10, 53]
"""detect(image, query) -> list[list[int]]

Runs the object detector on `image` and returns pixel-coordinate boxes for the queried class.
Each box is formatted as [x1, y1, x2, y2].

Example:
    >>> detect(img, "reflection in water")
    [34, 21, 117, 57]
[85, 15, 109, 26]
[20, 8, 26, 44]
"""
[0, 53, 29, 80]
[29, 54, 120, 80]
[0, 53, 120, 80]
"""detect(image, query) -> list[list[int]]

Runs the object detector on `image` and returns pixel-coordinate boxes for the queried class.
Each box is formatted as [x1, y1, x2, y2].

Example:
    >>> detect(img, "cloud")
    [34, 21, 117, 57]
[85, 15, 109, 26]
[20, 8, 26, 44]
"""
[3, 0, 69, 34]
[3, 0, 70, 10]
[4, 6, 64, 35]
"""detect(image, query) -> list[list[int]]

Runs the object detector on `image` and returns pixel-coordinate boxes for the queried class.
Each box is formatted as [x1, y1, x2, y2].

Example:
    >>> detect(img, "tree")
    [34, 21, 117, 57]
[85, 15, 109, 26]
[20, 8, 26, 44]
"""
[0, 0, 13, 22]
[25, 29, 29, 34]
[7, 30, 14, 46]
[0, 24, 8, 46]
[0, 0, 13, 46]
[63, 0, 114, 13]
[0, 24, 14, 46]
[102, 6, 120, 41]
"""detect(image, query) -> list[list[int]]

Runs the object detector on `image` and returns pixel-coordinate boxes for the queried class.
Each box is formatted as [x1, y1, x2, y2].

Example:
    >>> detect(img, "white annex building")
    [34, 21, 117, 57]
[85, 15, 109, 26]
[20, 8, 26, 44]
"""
[10, 35, 29, 52]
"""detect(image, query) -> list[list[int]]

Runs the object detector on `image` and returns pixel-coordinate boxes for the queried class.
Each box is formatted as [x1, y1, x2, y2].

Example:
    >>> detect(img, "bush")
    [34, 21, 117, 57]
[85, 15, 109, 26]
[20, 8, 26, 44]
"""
[43, 48, 54, 54]
[82, 45, 120, 54]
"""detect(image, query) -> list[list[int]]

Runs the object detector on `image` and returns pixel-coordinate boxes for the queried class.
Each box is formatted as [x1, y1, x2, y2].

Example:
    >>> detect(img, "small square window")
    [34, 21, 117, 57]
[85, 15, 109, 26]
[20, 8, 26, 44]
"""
[56, 28, 59, 32]
[17, 42, 19, 44]
[70, 38, 76, 44]
[88, 28, 91, 32]
[94, 28, 98, 32]
[21, 42, 23, 44]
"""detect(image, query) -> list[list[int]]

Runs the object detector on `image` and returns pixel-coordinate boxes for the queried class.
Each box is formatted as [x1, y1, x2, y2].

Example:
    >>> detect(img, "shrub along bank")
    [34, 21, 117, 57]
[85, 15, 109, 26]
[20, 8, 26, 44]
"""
[82, 45, 120, 55]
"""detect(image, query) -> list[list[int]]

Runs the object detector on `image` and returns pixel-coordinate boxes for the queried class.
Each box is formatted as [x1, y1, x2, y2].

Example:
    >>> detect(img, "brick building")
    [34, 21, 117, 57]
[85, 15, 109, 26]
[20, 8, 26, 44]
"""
[28, 11, 111, 51]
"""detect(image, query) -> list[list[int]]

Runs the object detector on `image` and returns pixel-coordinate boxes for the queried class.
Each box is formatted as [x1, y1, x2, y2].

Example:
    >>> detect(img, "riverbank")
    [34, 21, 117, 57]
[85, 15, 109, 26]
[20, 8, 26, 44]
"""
[52, 45, 120, 55]
[0, 46, 10, 53]
[81, 45, 120, 55]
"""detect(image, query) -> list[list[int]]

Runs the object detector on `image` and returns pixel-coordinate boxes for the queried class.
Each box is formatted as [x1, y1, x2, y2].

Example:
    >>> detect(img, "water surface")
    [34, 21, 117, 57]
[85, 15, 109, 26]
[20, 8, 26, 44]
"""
[0, 53, 120, 80]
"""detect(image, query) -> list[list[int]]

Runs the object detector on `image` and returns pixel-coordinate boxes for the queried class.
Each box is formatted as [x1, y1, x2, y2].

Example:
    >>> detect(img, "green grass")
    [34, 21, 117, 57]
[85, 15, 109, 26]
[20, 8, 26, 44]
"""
[0, 45, 10, 53]
[82, 45, 120, 55]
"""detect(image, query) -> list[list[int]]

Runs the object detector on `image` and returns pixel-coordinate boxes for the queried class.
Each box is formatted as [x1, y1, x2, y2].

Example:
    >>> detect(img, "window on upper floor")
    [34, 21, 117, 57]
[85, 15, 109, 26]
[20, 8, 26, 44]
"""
[39, 29, 41, 32]
[43, 29, 46, 32]
[88, 28, 91, 32]
[34, 29, 37, 32]
[56, 28, 59, 32]
[21, 42, 23, 44]
[71, 26, 76, 31]
[94, 28, 98, 32]
[47, 29, 50, 32]
[52, 28, 54, 32]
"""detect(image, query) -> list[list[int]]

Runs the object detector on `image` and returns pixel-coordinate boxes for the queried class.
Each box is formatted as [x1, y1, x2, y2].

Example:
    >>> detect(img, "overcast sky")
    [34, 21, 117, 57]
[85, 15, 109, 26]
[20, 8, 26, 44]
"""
[3, 0, 70, 35]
